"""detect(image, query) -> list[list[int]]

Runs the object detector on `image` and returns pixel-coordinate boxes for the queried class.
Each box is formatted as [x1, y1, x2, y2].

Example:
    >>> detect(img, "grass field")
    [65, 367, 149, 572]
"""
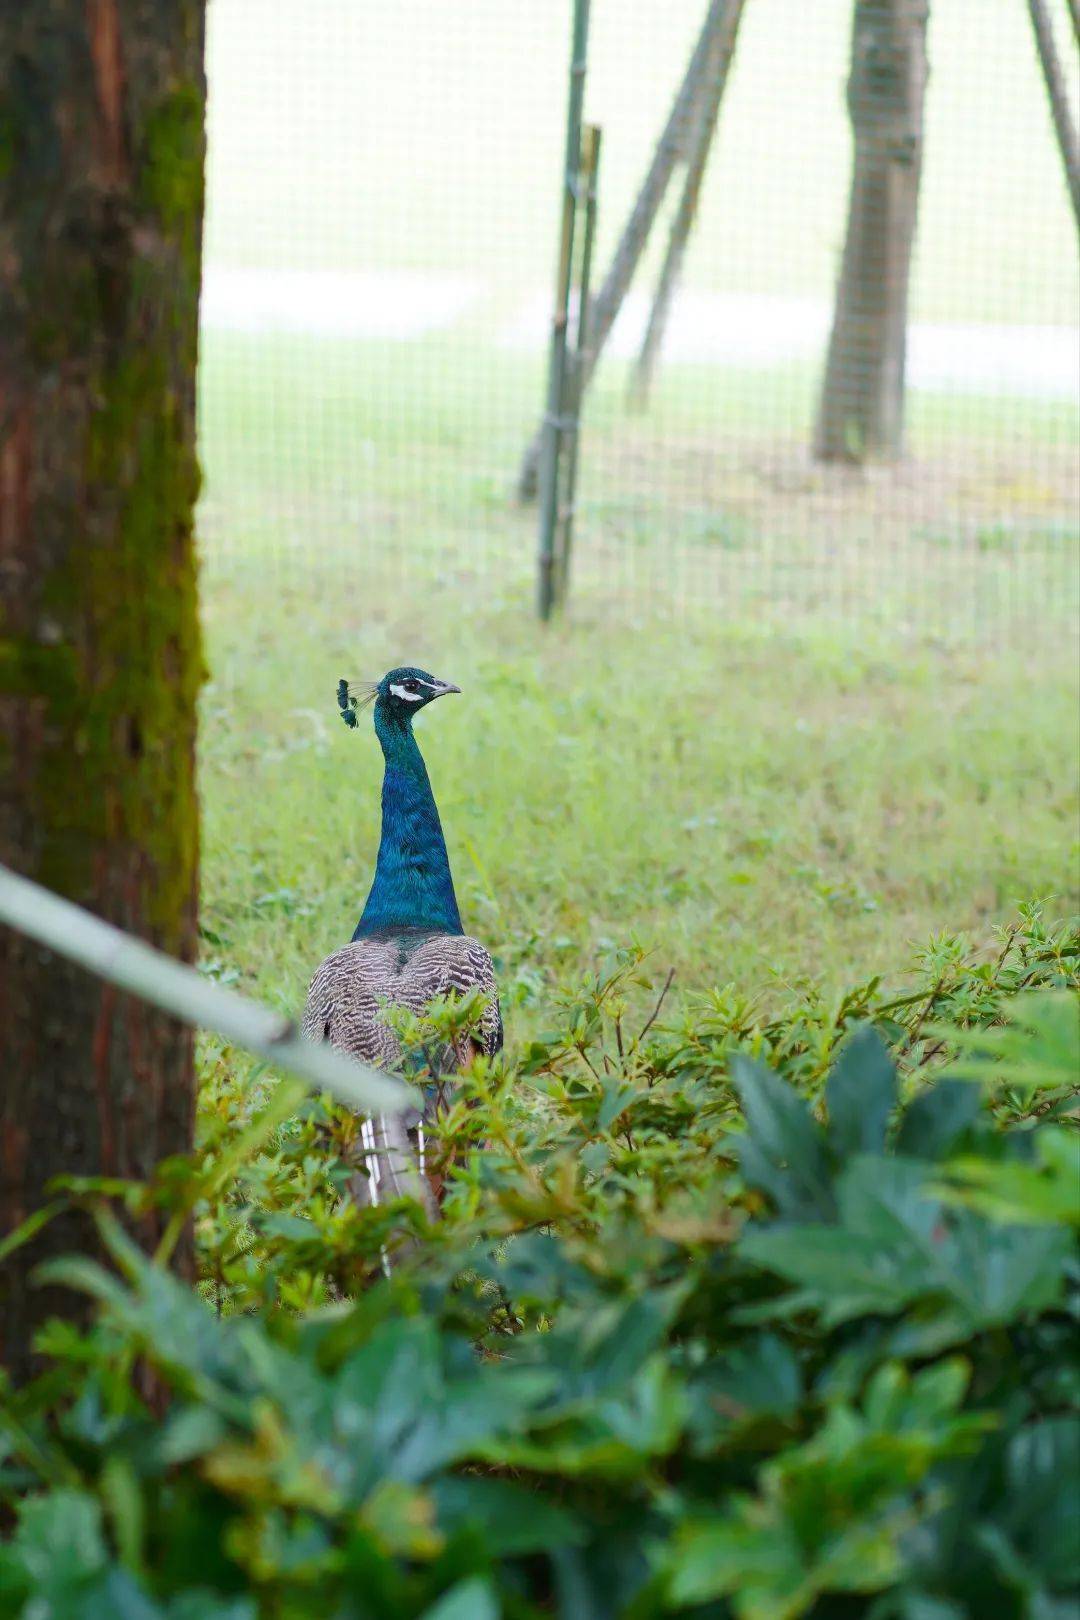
[199, 548, 1080, 1044]
[196, 1, 1079, 1035]
[198, 330, 1079, 641]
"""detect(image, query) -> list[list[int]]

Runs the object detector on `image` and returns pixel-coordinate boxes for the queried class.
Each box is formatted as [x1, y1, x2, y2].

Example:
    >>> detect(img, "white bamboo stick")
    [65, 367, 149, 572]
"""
[0, 863, 415, 1117]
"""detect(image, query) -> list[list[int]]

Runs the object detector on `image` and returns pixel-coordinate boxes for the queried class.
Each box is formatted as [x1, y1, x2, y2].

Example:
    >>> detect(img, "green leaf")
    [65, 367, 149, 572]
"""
[100, 1454, 145, 1574]
[934, 992, 1079, 1097]
[12, 1489, 107, 1587]
[996, 1417, 1080, 1588]
[75, 1569, 164, 1620]
[433, 1477, 584, 1554]
[895, 1079, 982, 1161]
[934, 1127, 1080, 1227]
[688, 1333, 802, 1452]
[167, 1597, 258, 1620]
[741, 1155, 1070, 1331]
[732, 1055, 835, 1220]
[0, 1200, 63, 1265]
[419, 1576, 498, 1620]
[152, 1405, 228, 1467]
[826, 1025, 896, 1157]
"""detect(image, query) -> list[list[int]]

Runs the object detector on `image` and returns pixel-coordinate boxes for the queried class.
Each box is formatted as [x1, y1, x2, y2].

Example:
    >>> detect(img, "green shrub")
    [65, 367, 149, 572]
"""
[1, 906, 1077, 1619]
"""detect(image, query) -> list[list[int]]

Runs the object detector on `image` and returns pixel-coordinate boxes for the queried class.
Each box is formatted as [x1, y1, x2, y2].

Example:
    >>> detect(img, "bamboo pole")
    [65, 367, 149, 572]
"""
[537, 0, 591, 620]
[0, 863, 416, 1118]
[554, 123, 602, 609]
[1027, 0, 1080, 230]
[629, 0, 747, 407]
[520, 0, 733, 502]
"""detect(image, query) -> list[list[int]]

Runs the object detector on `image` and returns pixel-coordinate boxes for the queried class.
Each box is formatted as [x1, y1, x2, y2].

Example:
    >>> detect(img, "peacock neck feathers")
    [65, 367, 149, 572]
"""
[353, 701, 464, 940]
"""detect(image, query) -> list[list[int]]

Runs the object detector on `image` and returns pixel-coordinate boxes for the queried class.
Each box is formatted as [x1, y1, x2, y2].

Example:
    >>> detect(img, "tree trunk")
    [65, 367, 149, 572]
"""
[0, 0, 206, 1378]
[815, 0, 929, 462]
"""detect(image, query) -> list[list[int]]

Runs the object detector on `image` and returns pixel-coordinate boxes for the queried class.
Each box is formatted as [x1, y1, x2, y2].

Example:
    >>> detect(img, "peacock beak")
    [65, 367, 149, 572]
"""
[434, 680, 461, 697]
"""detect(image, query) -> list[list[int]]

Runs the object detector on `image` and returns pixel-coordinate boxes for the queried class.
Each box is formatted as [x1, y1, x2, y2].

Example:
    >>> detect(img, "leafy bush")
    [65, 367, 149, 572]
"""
[1, 906, 1077, 1619]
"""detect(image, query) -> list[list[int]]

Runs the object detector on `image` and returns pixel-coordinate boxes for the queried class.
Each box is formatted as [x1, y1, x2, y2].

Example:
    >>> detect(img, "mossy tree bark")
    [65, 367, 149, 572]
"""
[815, 0, 929, 462]
[0, 1, 206, 1376]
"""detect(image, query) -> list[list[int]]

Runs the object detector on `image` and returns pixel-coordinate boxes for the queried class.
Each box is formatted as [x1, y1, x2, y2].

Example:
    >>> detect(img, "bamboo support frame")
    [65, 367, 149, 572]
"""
[0, 863, 416, 1119]
[1027, 0, 1080, 230]
[521, 0, 732, 503]
[1066, 0, 1079, 49]
[537, 0, 591, 621]
[630, 0, 746, 407]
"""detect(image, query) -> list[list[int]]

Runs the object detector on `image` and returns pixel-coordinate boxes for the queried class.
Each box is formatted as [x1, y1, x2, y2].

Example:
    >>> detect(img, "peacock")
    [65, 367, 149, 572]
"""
[302, 667, 501, 1211]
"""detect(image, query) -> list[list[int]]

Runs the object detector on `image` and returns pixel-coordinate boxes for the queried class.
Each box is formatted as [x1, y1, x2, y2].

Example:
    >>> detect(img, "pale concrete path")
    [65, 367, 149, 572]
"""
[201, 267, 1079, 401]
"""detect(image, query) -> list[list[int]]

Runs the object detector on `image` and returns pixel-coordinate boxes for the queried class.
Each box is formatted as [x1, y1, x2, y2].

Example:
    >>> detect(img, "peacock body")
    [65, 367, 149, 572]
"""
[302, 667, 501, 1207]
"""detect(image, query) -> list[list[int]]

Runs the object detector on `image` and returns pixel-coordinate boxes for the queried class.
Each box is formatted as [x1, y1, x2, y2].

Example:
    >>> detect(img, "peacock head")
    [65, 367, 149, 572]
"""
[337, 668, 460, 728]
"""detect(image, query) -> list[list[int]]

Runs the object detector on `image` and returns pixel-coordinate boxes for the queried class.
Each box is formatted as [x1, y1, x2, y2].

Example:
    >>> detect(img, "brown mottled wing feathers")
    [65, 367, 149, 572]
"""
[302, 931, 501, 1063]
[302, 930, 501, 1211]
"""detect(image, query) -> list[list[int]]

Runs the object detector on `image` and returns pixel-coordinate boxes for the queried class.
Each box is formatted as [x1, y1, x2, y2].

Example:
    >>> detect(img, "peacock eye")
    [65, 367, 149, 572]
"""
[405, 680, 420, 691]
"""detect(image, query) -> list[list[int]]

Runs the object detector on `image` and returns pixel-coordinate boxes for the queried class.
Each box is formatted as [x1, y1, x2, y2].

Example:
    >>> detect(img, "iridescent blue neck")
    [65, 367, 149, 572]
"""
[352, 702, 463, 939]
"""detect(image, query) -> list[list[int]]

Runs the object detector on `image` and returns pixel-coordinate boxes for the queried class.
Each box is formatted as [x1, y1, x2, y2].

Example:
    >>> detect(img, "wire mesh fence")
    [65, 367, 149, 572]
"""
[197, 0, 1079, 642]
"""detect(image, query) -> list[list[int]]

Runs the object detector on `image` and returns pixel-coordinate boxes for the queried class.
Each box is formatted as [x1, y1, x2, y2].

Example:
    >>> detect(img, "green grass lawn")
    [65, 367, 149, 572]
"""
[196, 1, 1078, 1039]
[199, 547, 1080, 1045]
[198, 329, 1079, 644]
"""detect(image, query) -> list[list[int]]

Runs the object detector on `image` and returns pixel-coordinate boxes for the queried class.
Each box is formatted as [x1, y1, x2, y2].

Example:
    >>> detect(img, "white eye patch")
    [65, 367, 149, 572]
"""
[389, 683, 425, 702]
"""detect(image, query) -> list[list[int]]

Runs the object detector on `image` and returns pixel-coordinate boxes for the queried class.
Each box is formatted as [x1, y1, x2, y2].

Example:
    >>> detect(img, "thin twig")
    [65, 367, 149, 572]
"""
[989, 922, 1019, 984]
[875, 986, 943, 1016]
[639, 968, 676, 1044]
[902, 976, 946, 1056]
[575, 1042, 602, 1081]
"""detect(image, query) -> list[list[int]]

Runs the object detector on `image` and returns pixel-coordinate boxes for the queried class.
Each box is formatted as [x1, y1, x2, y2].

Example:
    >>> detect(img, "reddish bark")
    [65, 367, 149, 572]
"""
[0, 0, 206, 1378]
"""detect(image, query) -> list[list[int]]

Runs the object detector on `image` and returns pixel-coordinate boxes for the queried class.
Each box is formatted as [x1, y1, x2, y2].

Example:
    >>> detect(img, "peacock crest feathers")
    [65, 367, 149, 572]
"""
[337, 677, 378, 728]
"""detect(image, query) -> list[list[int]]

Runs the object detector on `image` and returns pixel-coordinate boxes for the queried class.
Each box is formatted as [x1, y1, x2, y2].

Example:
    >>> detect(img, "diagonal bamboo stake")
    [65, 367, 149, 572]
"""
[0, 863, 416, 1119]
[1027, 0, 1080, 229]
[629, 0, 747, 407]
[519, 0, 735, 500]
